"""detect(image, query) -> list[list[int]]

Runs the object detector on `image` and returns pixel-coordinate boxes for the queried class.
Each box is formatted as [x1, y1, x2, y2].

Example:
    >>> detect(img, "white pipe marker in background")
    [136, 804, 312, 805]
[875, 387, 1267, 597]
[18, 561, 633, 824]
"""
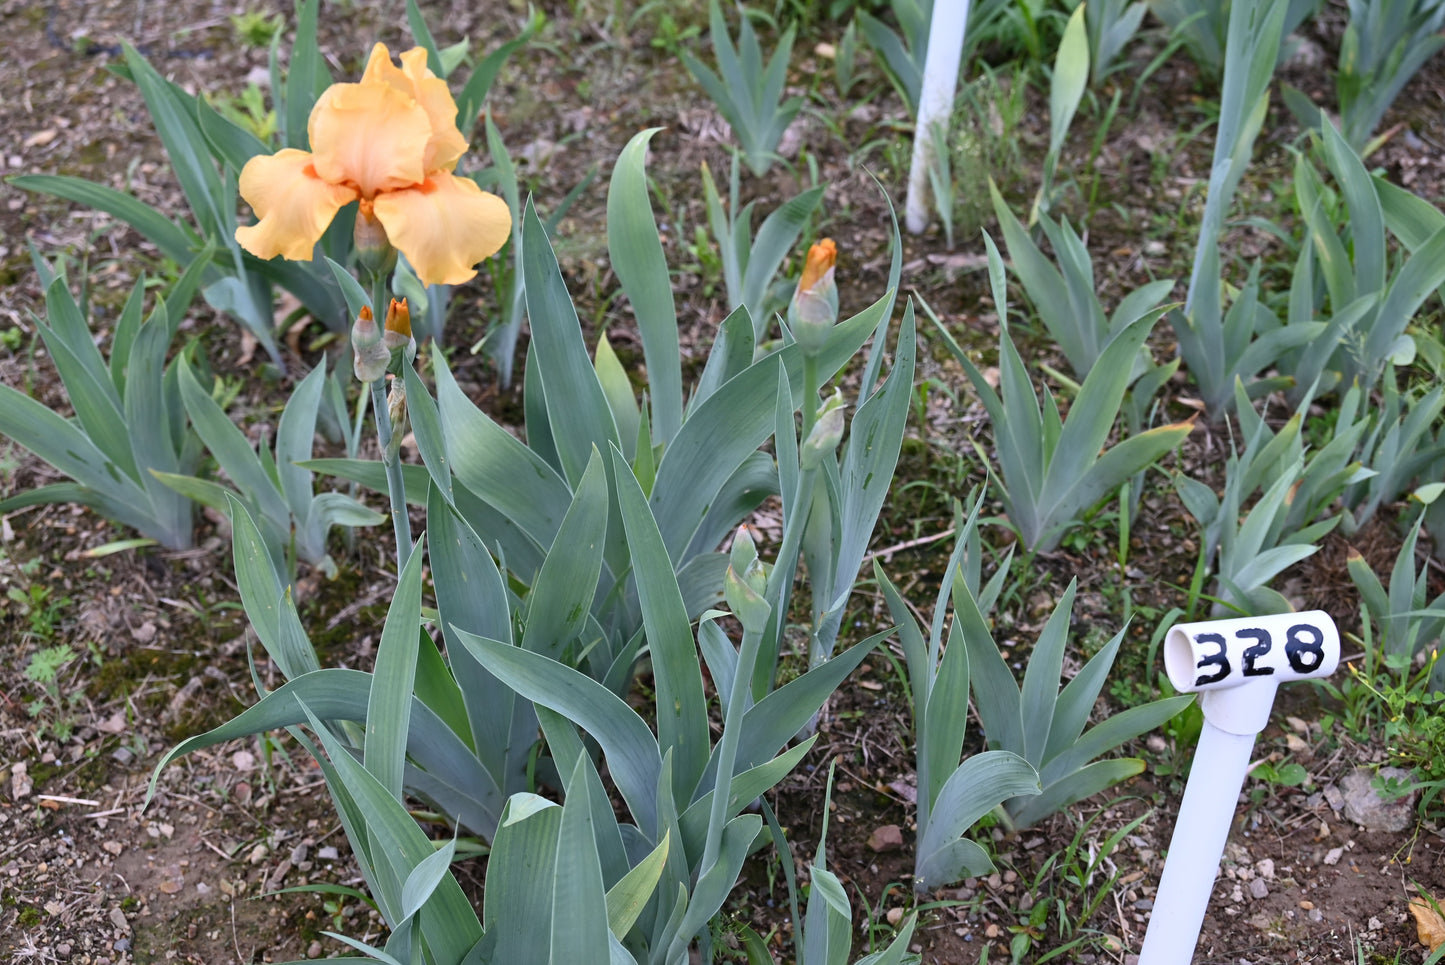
[1137, 611, 1340, 965]
[904, 0, 971, 234]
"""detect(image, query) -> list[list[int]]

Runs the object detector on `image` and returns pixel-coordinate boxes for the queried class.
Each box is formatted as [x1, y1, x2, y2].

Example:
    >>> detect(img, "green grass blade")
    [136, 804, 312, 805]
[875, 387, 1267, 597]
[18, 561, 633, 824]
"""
[275, 360, 326, 521]
[740, 185, 825, 320]
[1045, 628, 1126, 762]
[9, 175, 198, 265]
[453, 630, 663, 837]
[484, 794, 563, 958]
[1049, 5, 1090, 157]
[284, 0, 328, 150]
[521, 199, 620, 488]
[301, 704, 484, 958]
[0, 383, 139, 498]
[606, 833, 669, 939]
[550, 759, 612, 964]
[922, 614, 971, 819]
[1019, 582, 1077, 765]
[520, 450, 608, 660]
[364, 533, 427, 802]
[955, 569, 1025, 754]
[403, 358, 454, 505]
[120, 43, 225, 235]
[915, 751, 1039, 890]
[434, 353, 569, 547]
[456, 8, 544, 128]
[607, 129, 682, 445]
[611, 447, 709, 800]
[1009, 758, 1145, 828]
[1039, 696, 1194, 786]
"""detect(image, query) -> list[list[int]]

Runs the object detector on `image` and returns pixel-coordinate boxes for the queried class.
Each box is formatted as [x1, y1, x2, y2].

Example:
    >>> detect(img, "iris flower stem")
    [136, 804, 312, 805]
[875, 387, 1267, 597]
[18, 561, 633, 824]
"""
[800, 355, 820, 449]
[701, 620, 766, 878]
[371, 377, 413, 573]
[363, 271, 413, 572]
[752, 464, 816, 700]
[751, 353, 821, 695]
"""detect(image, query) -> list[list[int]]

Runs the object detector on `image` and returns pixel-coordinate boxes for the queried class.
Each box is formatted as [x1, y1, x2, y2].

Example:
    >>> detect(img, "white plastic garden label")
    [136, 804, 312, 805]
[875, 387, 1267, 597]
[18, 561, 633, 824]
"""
[1138, 611, 1340, 965]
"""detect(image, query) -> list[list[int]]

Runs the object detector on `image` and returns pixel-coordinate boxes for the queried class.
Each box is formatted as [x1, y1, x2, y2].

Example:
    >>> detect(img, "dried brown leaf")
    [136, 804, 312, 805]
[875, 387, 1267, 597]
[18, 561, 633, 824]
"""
[1409, 896, 1445, 951]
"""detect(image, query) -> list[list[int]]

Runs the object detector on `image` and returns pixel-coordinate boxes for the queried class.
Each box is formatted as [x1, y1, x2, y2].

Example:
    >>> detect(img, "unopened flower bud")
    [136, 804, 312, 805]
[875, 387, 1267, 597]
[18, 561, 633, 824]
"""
[790, 239, 838, 358]
[383, 297, 414, 351]
[352, 306, 390, 382]
[385, 378, 409, 461]
[729, 524, 757, 574]
[354, 201, 397, 276]
[724, 527, 771, 632]
[800, 390, 845, 470]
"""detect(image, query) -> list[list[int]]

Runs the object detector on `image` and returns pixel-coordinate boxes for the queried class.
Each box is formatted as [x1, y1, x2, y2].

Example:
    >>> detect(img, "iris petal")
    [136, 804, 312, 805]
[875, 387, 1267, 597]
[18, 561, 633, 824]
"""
[234, 149, 357, 261]
[372, 172, 511, 286]
[309, 80, 432, 198]
[397, 48, 468, 172]
[363, 45, 468, 173]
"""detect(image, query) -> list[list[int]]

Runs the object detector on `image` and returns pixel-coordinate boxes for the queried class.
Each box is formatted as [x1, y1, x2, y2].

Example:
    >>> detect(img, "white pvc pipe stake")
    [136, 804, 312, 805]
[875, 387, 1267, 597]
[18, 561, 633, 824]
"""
[1138, 611, 1340, 965]
[904, 0, 971, 235]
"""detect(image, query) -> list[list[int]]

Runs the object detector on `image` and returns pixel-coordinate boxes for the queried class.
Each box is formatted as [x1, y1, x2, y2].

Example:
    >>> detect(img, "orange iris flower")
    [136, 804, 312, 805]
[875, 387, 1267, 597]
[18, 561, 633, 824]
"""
[235, 43, 511, 287]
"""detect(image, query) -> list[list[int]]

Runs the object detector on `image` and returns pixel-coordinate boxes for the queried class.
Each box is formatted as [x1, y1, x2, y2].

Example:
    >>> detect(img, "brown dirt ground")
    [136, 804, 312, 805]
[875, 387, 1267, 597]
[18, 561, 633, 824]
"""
[1, 1, 1444, 964]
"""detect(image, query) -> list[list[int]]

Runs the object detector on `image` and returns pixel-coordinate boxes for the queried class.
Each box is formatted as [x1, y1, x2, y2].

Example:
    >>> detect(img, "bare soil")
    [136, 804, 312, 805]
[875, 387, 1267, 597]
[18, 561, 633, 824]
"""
[2, 2, 1444, 964]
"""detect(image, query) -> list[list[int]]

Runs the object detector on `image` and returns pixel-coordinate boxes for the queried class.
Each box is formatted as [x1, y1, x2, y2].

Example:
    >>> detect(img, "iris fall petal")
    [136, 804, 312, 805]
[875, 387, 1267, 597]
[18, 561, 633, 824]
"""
[235, 149, 357, 260]
[373, 172, 512, 286]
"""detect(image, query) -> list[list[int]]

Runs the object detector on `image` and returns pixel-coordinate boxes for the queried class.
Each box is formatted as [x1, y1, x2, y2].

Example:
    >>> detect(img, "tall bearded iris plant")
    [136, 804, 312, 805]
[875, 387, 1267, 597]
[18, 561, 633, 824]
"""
[236, 42, 512, 573]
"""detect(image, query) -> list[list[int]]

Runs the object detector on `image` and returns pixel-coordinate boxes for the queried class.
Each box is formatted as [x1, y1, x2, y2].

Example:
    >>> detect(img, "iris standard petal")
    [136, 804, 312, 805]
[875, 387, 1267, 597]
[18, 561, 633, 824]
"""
[372, 172, 512, 286]
[397, 47, 469, 172]
[235, 149, 357, 261]
[309, 80, 432, 198]
[360, 45, 467, 174]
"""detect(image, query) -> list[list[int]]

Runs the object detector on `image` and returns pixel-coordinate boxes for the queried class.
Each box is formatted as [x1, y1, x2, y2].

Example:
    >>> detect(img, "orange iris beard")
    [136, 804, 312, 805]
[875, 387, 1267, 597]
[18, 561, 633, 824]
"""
[234, 43, 511, 287]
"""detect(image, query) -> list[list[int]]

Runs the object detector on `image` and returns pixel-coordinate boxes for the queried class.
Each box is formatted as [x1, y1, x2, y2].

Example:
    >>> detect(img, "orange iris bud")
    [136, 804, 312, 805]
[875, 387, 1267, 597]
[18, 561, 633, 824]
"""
[352, 305, 390, 383]
[352, 304, 378, 344]
[792, 238, 839, 358]
[383, 297, 413, 349]
[798, 239, 837, 294]
[235, 43, 511, 287]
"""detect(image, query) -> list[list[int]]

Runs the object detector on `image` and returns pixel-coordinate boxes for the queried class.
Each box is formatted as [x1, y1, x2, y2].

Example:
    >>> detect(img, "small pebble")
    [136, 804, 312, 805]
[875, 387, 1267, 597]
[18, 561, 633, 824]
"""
[1249, 878, 1269, 900]
[307, 940, 323, 959]
[1324, 847, 1344, 866]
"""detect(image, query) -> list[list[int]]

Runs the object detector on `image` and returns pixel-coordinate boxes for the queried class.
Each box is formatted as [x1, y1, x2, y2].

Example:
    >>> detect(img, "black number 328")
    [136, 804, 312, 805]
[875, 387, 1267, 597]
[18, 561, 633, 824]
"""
[1193, 623, 1326, 687]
